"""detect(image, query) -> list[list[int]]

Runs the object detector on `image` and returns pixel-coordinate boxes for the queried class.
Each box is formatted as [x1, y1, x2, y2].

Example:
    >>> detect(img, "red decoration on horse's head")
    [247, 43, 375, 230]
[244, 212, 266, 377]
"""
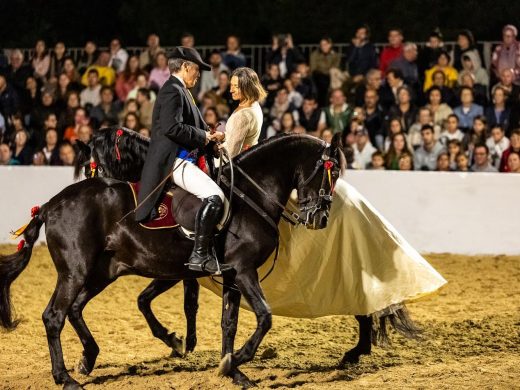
[116, 129, 124, 137]
[17, 240, 25, 251]
[31, 206, 40, 218]
[324, 161, 334, 170]
[115, 129, 123, 161]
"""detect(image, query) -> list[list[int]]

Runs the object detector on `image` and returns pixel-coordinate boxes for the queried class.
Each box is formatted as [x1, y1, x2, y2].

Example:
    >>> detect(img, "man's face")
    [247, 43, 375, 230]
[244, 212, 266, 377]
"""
[457, 154, 468, 168]
[60, 145, 75, 165]
[461, 89, 473, 105]
[433, 72, 445, 86]
[74, 110, 87, 125]
[88, 72, 99, 87]
[302, 98, 317, 114]
[500, 69, 514, 85]
[403, 47, 417, 62]
[429, 36, 441, 48]
[422, 129, 434, 145]
[101, 89, 113, 104]
[364, 90, 378, 108]
[356, 132, 368, 147]
[10, 53, 23, 69]
[147, 34, 159, 48]
[210, 52, 222, 67]
[355, 28, 367, 41]
[0, 144, 11, 163]
[388, 30, 403, 46]
[46, 130, 58, 145]
[98, 52, 110, 66]
[330, 90, 345, 106]
[183, 62, 200, 88]
[78, 125, 92, 143]
[319, 39, 332, 54]
[510, 133, 520, 149]
[386, 72, 398, 87]
[473, 147, 488, 166]
[290, 72, 302, 86]
[227, 36, 239, 51]
[447, 117, 458, 132]
[181, 35, 195, 48]
[367, 71, 382, 89]
[508, 153, 520, 171]
[503, 29, 516, 46]
[372, 155, 384, 168]
[491, 127, 504, 142]
[85, 41, 96, 54]
[110, 39, 121, 52]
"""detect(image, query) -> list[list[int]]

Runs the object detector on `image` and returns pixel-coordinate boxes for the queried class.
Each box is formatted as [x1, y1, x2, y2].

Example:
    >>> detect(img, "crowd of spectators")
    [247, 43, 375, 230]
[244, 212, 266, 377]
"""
[1, 25, 520, 173]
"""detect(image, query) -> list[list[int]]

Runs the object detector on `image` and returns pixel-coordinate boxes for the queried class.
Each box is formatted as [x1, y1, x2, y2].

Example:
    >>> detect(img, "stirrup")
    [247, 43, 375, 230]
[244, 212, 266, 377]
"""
[185, 259, 233, 275]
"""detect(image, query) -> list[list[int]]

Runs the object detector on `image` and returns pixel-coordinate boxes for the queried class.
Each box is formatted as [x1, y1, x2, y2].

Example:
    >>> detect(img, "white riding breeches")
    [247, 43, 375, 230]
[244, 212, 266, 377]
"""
[172, 158, 224, 202]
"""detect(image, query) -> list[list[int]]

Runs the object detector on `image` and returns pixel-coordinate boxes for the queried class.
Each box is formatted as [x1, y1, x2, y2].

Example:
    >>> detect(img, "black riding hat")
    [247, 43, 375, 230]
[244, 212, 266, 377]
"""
[170, 46, 211, 71]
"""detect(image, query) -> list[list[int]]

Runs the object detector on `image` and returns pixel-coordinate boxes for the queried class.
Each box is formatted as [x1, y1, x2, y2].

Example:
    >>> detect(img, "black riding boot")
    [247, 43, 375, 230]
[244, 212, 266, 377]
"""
[186, 195, 233, 275]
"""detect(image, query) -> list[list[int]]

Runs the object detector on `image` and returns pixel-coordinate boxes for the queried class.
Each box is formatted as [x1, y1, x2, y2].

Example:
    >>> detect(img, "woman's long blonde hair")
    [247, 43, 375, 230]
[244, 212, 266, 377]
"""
[231, 67, 267, 104]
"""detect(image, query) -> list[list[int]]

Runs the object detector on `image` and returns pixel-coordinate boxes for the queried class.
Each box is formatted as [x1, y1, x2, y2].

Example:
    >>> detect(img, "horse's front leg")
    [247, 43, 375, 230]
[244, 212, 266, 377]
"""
[338, 315, 372, 367]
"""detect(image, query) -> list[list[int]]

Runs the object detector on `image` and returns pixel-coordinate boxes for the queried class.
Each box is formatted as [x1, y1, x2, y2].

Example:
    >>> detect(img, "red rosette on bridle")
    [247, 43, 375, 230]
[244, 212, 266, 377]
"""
[90, 161, 98, 177]
[17, 240, 25, 251]
[115, 129, 124, 161]
[31, 205, 40, 218]
[323, 160, 335, 192]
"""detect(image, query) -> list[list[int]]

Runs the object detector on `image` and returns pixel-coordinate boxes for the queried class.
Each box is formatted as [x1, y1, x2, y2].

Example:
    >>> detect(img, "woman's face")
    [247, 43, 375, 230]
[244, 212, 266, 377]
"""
[437, 54, 449, 67]
[508, 153, 520, 171]
[230, 75, 242, 101]
[68, 93, 79, 108]
[218, 73, 229, 89]
[321, 130, 333, 144]
[393, 134, 405, 152]
[458, 35, 470, 49]
[35, 40, 46, 54]
[429, 90, 441, 105]
[281, 113, 294, 129]
[42, 93, 53, 107]
[494, 88, 506, 105]
[129, 56, 139, 72]
[433, 72, 445, 86]
[156, 53, 167, 68]
[419, 110, 431, 124]
[26, 77, 37, 90]
[449, 143, 460, 156]
[399, 155, 412, 170]
[127, 101, 139, 113]
[59, 73, 70, 88]
[204, 109, 218, 125]
[136, 75, 148, 88]
[390, 120, 402, 134]
[125, 115, 137, 129]
[15, 131, 27, 147]
[398, 89, 410, 104]
[13, 117, 23, 130]
[46, 130, 58, 145]
[64, 59, 75, 73]
[437, 154, 450, 170]
[268, 64, 280, 79]
[473, 119, 485, 134]
[457, 154, 468, 168]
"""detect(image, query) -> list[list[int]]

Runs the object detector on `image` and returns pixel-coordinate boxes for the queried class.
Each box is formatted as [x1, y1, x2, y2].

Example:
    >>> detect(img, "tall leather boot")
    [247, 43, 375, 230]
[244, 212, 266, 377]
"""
[186, 195, 233, 275]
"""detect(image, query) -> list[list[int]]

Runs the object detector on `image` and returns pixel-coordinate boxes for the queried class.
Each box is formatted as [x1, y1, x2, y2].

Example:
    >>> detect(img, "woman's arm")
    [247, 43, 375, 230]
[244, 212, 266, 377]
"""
[223, 110, 255, 158]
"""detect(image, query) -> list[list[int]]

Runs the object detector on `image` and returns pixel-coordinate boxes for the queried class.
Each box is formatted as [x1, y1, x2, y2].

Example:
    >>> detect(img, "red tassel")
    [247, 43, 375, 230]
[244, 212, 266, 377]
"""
[17, 240, 25, 251]
[115, 129, 123, 161]
[31, 205, 40, 218]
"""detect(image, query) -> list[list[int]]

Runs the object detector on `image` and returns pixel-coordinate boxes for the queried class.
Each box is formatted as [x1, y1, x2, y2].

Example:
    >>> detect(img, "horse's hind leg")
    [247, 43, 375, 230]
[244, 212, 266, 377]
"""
[68, 273, 115, 376]
[137, 279, 185, 356]
[338, 315, 372, 368]
[183, 279, 199, 353]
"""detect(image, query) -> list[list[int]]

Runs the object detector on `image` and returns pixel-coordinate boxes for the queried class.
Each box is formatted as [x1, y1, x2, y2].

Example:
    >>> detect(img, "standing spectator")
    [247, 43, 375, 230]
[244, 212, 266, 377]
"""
[363, 88, 384, 150]
[31, 40, 50, 80]
[48, 42, 67, 84]
[499, 129, 520, 172]
[148, 52, 170, 91]
[390, 42, 419, 90]
[139, 34, 163, 72]
[453, 87, 483, 131]
[385, 132, 411, 170]
[80, 69, 102, 109]
[379, 68, 406, 111]
[310, 37, 341, 107]
[471, 144, 497, 172]
[41, 128, 60, 165]
[261, 63, 283, 109]
[485, 86, 510, 130]
[293, 96, 321, 134]
[267, 34, 304, 79]
[180, 32, 195, 48]
[63, 107, 89, 143]
[115, 55, 142, 101]
[77, 41, 99, 75]
[491, 25, 520, 83]
[136, 88, 154, 130]
[418, 30, 444, 81]
[353, 128, 377, 169]
[198, 51, 229, 100]
[221, 35, 246, 71]
[387, 86, 417, 133]
[452, 30, 481, 71]
[58, 141, 76, 166]
[486, 125, 510, 169]
[424, 51, 458, 91]
[11, 129, 32, 165]
[108, 38, 128, 74]
[355, 68, 383, 106]
[345, 25, 378, 80]
[457, 52, 489, 89]
[413, 124, 445, 171]
[81, 51, 116, 87]
[506, 151, 520, 173]
[5, 49, 33, 95]
[317, 88, 354, 135]
[0, 142, 19, 165]
[90, 86, 121, 127]
[440, 114, 465, 144]
[408, 106, 441, 148]
[379, 28, 404, 74]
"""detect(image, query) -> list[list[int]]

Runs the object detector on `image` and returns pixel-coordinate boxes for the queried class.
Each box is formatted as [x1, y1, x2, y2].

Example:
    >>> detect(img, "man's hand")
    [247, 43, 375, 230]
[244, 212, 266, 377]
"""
[207, 131, 225, 143]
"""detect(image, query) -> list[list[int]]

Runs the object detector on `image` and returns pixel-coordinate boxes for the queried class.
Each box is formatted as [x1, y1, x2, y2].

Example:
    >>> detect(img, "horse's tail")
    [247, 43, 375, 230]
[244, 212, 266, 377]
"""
[371, 303, 422, 347]
[74, 140, 92, 180]
[0, 204, 47, 330]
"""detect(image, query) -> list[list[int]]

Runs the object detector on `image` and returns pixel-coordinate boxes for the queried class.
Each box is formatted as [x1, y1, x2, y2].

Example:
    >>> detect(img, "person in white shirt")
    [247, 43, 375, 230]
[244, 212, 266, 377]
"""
[79, 69, 102, 108]
[353, 128, 377, 169]
[108, 38, 129, 73]
[440, 114, 464, 145]
[486, 125, 510, 169]
[198, 50, 229, 100]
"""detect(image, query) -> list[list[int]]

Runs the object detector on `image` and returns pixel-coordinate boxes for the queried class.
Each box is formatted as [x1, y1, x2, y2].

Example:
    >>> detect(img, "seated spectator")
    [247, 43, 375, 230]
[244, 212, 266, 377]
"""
[440, 114, 465, 144]
[408, 107, 441, 149]
[384, 117, 407, 151]
[139, 127, 151, 138]
[317, 88, 354, 135]
[21, 76, 41, 116]
[123, 112, 141, 132]
[462, 115, 487, 161]
[108, 38, 128, 74]
[58, 141, 76, 166]
[456, 152, 470, 171]
[295, 62, 316, 98]
[118, 98, 139, 124]
[11, 129, 32, 165]
[507, 151, 520, 173]
[221, 35, 246, 71]
[266, 111, 296, 138]
[269, 87, 292, 123]
[387, 86, 418, 133]
[363, 88, 384, 150]
[48, 42, 67, 84]
[491, 25, 520, 83]
[41, 128, 60, 165]
[203, 107, 224, 132]
[80, 69, 102, 109]
[5, 49, 33, 95]
[63, 107, 89, 143]
[354, 68, 383, 106]
[424, 50, 458, 91]
[115, 55, 143, 101]
[139, 34, 163, 72]
[148, 52, 170, 91]
[261, 63, 283, 109]
[427, 70, 457, 107]
[414, 125, 445, 171]
[77, 124, 93, 144]
[90, 86, 122, 127]
[499, 129, 520, 172]
[447, 139, 462, 170]
[379, 28, 404, 74]
[198, 50, 229, 100]
[492, 68, 520, 106]
[0, 73, 21, 138]
[486, 125, 510, 169]
[29, 88, 56, 136]
[212, 71, 234, 110]
[63, 57, 81, 85]
[58, 91, 81, 135]
[353, 128, 377, 169]
[267, 33, 304, 78]
[32, 150, 46, 166]
[457, 51, 489, 89]
[283, 78, 303, 109]
[385, 132, 412, 170]
[470, 144, 497, 172]
[293, 96, 321, 134]
[390, 42, 419, 90]
[319, 128, 333, 144]
[0, 142, 19, 165]
[453, 87, 483, 131]
[81, 51, 116, 87]
[77, 41, 99, 75]
[0, 113, 5, 142]
[127, 74, 156, 103]
[456, 71, 488, 107]
[367, 150, 385, 170]
[345, 25, 378, 80]
[136, 88, 154, 130]
[451, 29, 480, 71]
[436, 152, 451, 171]
[398, 151, 414, 171]
[31, 40, 50, 80]
[418, 29, 444, 81]
[485, 86, 510, 129]
[310, 36, 341, 106]
[379, 68, 406, 111]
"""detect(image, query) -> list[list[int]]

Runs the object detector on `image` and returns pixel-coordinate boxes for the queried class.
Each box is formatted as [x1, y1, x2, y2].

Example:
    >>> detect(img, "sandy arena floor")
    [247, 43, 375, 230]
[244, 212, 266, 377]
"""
[0, 245, 519, 389]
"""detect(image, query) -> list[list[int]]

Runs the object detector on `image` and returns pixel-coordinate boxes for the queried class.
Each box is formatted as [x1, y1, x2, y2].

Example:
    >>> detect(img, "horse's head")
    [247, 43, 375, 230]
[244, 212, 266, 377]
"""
[295, 134, 344, 230]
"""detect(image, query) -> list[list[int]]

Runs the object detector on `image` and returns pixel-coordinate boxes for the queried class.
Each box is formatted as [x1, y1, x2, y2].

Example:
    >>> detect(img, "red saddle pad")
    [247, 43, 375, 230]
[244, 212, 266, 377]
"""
[128, 182, 179, 230]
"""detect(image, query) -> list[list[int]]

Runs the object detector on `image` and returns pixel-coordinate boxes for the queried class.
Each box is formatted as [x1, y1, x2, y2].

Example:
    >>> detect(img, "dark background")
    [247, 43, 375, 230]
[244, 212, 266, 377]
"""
[1, 0, 519, 47]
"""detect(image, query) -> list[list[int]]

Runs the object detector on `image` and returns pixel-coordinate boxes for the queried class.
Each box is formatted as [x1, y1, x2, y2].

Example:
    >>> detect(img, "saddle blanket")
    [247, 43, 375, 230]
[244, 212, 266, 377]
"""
[128, 182, 178, 230]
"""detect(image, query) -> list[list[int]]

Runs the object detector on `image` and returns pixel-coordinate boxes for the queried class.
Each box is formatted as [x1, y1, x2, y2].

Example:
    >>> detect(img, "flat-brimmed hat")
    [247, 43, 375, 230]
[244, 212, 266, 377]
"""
[170, 46, 211, 71]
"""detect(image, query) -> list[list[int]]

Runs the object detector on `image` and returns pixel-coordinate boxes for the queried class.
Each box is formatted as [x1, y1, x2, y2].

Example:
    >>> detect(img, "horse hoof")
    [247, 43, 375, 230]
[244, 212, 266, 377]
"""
[218, 353, 233, 376]
[75, 357, 92, 376]
[168, 333, 185, 358]
[231, 369, 256, 389]
[185, 335, 197, 353]
[338, 352, 359, 368]
[63, 379, 83, 390]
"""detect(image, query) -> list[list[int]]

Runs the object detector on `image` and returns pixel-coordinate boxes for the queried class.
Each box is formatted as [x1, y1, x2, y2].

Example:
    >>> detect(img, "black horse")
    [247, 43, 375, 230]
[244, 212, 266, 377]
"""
[75, 127, 421, 368]
[0, 133, 343, 389]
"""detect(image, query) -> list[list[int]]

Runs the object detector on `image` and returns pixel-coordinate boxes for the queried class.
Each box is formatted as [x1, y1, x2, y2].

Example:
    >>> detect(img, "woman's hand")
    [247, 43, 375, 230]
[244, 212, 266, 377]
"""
[208, 131, 225, 143]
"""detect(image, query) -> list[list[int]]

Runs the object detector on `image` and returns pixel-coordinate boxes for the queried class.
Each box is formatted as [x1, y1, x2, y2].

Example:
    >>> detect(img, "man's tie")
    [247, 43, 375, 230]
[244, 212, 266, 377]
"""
[186, 88, 196, 105]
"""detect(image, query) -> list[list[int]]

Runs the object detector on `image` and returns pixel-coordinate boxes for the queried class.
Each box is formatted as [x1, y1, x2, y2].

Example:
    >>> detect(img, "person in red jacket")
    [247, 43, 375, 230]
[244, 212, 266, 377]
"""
[380, 29, 404, 74]
[500, 129, 520, 172]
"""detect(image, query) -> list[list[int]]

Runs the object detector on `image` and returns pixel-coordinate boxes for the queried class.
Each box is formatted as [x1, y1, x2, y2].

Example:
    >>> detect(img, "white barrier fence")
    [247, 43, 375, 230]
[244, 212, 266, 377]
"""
[0, 167, 519, 255]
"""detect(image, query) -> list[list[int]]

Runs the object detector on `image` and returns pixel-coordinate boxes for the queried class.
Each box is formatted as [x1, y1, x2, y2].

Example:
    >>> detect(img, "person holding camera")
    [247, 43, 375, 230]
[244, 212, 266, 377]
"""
[266, 33, 304, 79]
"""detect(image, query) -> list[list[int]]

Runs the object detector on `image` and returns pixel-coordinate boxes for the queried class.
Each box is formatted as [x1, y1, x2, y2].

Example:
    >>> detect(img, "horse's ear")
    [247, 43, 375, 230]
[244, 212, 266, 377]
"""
[330, 133, 346, 172]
